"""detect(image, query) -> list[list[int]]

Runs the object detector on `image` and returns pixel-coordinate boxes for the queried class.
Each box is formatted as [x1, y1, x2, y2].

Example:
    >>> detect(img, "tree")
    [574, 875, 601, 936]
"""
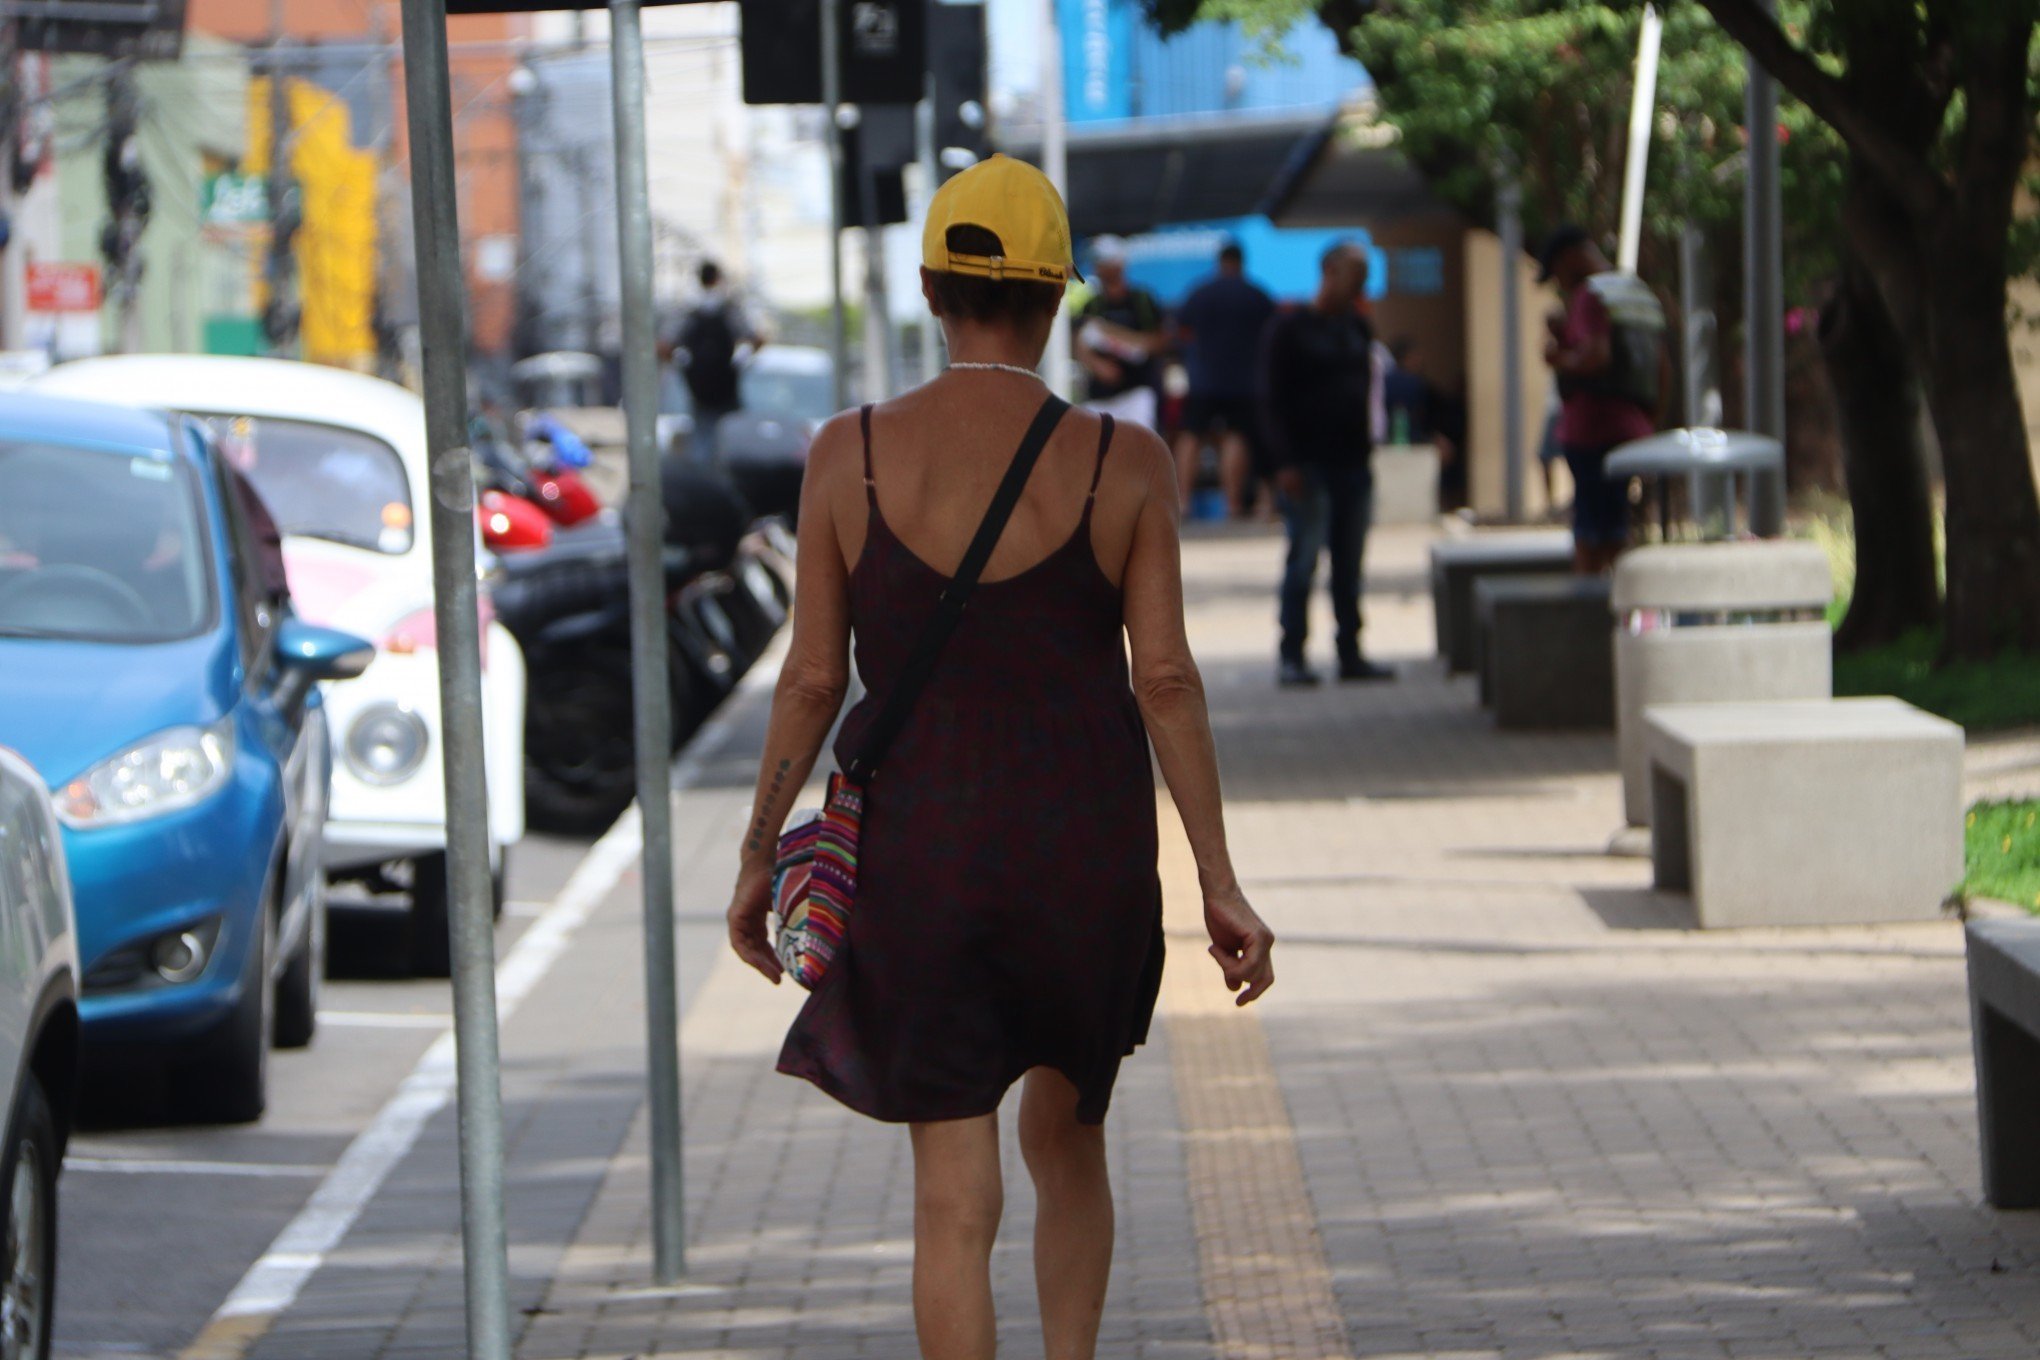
[1691, 0, 2040, 658]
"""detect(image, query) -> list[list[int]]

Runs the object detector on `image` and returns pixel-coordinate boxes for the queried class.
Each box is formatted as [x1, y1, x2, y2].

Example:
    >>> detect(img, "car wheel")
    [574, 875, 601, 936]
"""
[522, 643, 639, 836]
[0, 1071, 56, 1360]
[407, 852, 452, 979]
[187, 905, 272, 1124]
[274, 874, 325, 1050]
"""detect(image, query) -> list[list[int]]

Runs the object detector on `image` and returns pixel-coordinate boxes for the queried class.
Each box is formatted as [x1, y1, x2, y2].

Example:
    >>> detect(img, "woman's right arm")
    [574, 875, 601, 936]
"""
[725, 414, 858, 982]
[1120, 430, 1274, 1006]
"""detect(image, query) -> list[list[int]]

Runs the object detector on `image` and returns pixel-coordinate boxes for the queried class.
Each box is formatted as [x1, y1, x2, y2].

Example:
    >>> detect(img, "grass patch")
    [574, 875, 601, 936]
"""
[1965, 800, 2040, 913]
[1832, 629, 2040, 731]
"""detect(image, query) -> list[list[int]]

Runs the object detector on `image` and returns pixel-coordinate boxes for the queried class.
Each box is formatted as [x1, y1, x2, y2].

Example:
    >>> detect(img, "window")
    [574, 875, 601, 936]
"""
[0, 440, 216, 643]
[194, 413, 415, 555]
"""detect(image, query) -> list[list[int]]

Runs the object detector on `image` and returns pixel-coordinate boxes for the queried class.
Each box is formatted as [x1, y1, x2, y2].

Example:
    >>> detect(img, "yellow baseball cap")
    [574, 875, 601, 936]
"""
[922, 154, 1081, 285]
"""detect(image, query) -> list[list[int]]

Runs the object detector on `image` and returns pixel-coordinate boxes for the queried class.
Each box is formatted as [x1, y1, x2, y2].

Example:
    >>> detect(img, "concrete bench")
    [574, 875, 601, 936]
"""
[1372, 443, 1441, 526]
[1645, 698, 1962, 928]
[1613, 540, 1834, 827]
[1966, 918, 2040, 1208]
[1430, 531, 1575, 674]
[1474, 574, 1613, 729]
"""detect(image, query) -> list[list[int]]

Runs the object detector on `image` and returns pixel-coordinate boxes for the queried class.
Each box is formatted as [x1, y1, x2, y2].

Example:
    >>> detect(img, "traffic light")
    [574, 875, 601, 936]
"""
[739, 0, 926, 106]
[928, 2, 987, 181]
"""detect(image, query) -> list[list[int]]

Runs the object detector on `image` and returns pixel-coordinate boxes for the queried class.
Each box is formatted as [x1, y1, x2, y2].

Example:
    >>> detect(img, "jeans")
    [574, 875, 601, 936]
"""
[1278, 462, 1372, 663]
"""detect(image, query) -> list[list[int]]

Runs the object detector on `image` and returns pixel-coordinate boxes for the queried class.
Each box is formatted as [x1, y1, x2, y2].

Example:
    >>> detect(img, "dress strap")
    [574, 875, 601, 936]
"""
[859, 403, 876, 505]
[1086, 414, 1116, 504]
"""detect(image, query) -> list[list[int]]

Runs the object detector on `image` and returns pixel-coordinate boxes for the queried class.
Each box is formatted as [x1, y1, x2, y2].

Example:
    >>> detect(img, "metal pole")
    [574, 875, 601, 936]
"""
[395, 5, 510, 1358]
[1498, 169, 1525, 523]
[916, 76, 941, 385]
[267, 21, 294, 358]
[606, 0, 685, 1284]
[857, 147, 892, 400]
[1743, 0, 1786, 537]
[0, 20, 24, 352]
[1039, 0, 1071, 398]
[822, 0, 848, 409]
[1616, 3, 1662, 275]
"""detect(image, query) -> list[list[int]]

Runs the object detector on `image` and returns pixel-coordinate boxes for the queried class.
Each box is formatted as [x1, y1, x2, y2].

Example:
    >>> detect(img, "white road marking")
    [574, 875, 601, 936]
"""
[181, 635, 788, 1359]
[70, 1157, 328, 1179]
[314, 1010, 452, 1030]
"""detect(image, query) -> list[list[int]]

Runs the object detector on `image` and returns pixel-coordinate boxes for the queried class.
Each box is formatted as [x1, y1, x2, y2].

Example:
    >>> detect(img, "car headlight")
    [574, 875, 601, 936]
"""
[345, 704, 429, 785]
[55, 718, 235, 829]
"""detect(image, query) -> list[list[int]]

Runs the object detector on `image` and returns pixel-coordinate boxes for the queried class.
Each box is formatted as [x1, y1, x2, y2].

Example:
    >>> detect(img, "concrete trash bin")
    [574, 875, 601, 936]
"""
[1612, 540, 1833, 827]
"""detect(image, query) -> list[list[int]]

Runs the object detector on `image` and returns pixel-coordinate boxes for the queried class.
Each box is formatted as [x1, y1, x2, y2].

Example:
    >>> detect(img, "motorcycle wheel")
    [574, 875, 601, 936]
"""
[523, 641, 639, 837]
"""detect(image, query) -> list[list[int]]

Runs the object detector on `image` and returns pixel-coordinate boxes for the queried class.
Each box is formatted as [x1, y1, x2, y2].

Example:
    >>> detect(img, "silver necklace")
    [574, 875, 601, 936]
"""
[947, 361, 1043, 380]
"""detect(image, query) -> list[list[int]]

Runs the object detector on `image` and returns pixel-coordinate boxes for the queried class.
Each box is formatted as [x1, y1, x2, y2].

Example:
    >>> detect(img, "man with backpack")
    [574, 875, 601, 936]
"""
[668, 259, 761, 463]
[1537, 225, 1667, 573]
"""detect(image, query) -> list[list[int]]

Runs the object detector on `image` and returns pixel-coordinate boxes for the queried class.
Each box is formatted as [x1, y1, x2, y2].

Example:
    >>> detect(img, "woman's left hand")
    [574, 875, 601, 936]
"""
[727, 861, 783, 984]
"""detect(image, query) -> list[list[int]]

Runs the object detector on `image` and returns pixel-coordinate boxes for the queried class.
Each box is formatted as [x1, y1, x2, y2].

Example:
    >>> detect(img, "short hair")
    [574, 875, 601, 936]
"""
[1217, 241, 1244, 267]
[698, 260, 723, 289]
[1321, 240, 1366, 273]
[926, 225, 1064, 327]
[1389, 335, 1417, 363]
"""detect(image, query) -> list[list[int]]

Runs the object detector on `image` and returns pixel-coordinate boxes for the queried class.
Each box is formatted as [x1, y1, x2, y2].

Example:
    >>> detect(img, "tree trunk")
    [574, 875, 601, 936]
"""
[1820, 252, 1939, 651]
[1920, 239, 2040, 658]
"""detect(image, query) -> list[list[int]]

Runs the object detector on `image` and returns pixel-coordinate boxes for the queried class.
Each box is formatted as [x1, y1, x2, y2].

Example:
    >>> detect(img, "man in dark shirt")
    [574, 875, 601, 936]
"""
[1074, 235, 1166, 429]
[1259, 240, 1392, 686]
[1173, 240, 1276, 516]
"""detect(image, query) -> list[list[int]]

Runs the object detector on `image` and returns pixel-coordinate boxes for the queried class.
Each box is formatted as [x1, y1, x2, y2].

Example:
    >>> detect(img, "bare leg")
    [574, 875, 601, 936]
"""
[1019, 1069, 1113, 1360]
[911, 1115, 1004, 1360]
[1171, 430, 1202, 513]
[1218, 431, 1251, 518]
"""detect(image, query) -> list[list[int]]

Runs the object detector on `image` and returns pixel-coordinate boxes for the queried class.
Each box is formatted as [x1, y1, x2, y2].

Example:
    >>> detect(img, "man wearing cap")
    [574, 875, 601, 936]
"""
[1259, 239, 1394, 686]
[1538, 224, 1665, 573]
[1073, 235, 1167, 430]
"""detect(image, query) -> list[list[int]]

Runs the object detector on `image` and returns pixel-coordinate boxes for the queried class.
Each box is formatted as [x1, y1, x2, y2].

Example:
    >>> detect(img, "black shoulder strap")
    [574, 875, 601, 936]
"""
[848, 393, 1070, 783]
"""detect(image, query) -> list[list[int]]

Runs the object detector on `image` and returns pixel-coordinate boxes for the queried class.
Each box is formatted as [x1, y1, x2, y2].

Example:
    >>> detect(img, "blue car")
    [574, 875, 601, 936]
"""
[0, 393, 372, 1123]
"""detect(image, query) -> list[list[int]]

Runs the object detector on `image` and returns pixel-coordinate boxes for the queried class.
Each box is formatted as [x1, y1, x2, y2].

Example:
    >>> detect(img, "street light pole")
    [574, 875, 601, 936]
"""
[1038, 0, 1071, 398]
[606, 0, 685, 1284]
[822, 0, 847, 410]
[1743, 0, 1786, 537]
[395, 3, 511, 1357]
[1498, 168, 1525, 524]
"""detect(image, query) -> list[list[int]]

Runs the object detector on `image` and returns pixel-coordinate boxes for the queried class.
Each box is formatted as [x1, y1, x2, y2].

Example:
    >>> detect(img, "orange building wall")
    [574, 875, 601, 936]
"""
[187, 0, 528, 355]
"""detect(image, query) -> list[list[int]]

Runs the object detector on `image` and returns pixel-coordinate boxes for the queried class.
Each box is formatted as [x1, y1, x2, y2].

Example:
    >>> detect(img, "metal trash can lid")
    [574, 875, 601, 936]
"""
[1605, 427, 1783, 478]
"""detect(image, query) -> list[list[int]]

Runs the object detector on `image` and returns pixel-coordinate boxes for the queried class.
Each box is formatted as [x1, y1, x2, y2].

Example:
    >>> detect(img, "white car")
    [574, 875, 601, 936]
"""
[0, 745, 81, 1359]
[35, 357, 527, 975]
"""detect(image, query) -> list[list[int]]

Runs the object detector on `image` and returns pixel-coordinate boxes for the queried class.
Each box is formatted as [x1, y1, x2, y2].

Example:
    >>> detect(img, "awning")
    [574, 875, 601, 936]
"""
[1000, 108, 1337, 239]
[1261, 123, 1450, 227]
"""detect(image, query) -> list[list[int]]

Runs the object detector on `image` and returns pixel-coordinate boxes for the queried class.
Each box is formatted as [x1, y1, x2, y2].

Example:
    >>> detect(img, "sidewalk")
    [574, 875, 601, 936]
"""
[254, 524, 2040, 1360]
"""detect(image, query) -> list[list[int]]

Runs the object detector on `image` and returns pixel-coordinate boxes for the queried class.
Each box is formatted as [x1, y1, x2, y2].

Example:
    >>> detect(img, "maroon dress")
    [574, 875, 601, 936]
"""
[777, 410, 1164, 1125]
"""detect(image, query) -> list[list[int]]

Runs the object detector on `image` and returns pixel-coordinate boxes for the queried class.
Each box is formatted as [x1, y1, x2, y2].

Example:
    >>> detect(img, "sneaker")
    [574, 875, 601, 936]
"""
[1277, 658, 1320, 687]
[1337, 656, 1395, 682]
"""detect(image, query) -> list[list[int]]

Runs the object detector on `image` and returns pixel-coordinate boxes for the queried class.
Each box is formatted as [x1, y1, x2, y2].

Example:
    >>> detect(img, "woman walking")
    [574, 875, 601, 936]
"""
[725, 155, 1273, 1360]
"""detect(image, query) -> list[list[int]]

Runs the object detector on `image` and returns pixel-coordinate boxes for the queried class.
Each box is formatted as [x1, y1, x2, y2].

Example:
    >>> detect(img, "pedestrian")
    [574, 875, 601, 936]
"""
[1382, 336, 1431, 447]
[1073, 234, 1166, 430]
[1537, 225, 1667, 573]
[1259, 240, 1394, 686]
[665, 259, 762, 463]
[724, 154, 1273, 1360]
[1171, 239, 1276, 515]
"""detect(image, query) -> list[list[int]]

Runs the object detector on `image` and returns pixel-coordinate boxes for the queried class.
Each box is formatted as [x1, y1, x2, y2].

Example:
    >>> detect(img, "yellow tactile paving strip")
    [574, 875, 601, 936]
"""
[1158, 800, 1355, 1360]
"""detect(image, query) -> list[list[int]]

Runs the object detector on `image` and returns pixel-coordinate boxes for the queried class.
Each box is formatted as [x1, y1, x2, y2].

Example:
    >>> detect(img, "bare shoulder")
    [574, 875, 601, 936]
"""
[1098, 413, 1174, 501]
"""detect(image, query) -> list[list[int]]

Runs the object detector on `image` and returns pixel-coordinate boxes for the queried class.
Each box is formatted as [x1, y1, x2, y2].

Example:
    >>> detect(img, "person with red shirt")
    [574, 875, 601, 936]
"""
[1537, 225, 1665, 574]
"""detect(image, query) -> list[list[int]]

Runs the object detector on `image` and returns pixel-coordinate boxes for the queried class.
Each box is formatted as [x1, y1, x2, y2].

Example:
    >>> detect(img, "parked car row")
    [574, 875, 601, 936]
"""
[0, 354, 792, 1121]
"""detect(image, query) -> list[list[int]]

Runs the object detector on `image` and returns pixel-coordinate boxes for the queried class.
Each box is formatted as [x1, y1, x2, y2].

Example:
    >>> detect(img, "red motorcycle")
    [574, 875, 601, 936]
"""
[472, 411, 602, 553]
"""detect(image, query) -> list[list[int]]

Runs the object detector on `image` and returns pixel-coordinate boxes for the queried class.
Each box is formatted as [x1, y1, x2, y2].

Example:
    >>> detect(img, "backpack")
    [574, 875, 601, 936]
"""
[1574, 272, 1666, 413]
[680, 303, 741, 411]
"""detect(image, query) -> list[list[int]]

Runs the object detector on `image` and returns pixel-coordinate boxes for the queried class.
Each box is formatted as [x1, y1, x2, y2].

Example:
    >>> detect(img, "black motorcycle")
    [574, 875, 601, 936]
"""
[493, 465, 785, 835]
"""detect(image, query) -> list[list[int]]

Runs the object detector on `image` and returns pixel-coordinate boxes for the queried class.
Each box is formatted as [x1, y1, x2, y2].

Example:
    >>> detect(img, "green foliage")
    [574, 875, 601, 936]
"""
[1833, 630, 2040, 732]
[1962, 800, 2040, 914]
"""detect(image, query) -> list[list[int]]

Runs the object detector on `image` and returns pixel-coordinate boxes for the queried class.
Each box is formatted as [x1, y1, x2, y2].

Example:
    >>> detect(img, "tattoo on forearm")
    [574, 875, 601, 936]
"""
[745, 759, 794, 855]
